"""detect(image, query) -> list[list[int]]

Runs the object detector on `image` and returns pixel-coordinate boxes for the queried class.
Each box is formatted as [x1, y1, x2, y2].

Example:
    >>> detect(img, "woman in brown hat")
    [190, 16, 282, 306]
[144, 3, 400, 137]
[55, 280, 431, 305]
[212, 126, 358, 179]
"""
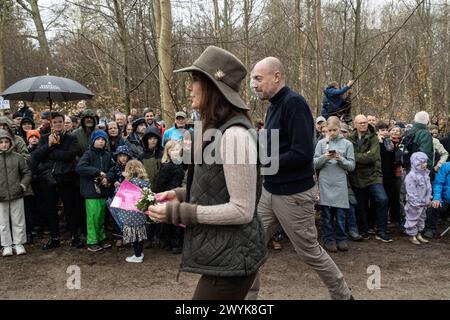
[147, 46, 267, 300]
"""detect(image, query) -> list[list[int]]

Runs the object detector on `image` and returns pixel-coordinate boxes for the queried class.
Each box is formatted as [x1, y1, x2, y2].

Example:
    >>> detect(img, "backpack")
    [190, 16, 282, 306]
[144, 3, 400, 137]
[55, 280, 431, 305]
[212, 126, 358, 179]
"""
[395, 128, 417, 168]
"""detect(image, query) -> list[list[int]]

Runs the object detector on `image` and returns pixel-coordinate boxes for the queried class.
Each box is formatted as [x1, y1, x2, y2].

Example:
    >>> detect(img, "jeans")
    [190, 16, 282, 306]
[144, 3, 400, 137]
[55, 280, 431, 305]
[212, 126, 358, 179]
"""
[346, 204, 359, 234]
[322, 206, 347, 244]
[354, 184, 389, 234]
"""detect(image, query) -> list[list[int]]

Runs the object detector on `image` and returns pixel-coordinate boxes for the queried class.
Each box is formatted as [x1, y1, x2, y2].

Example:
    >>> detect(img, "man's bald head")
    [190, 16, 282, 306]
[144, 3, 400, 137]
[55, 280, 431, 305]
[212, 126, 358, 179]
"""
[354, 114, 369, 135]
[251, 57, 286, 100]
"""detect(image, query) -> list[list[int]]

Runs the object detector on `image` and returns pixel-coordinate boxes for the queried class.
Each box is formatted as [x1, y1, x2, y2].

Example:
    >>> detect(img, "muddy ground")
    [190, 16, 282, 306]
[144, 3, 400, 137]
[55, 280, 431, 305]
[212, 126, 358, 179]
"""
[1, 222, 450, 300]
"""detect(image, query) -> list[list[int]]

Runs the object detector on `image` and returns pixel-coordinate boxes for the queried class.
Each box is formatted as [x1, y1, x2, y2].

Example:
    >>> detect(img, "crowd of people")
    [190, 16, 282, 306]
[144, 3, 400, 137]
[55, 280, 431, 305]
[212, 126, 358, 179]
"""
[1, 47, 450, 300]
[0, 100, 195, 261]
[313, 110, 450, 252]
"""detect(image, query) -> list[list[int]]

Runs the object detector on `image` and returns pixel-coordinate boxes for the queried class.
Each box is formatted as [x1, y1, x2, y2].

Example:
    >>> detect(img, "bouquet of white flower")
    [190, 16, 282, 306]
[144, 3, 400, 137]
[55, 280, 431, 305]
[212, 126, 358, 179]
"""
[136, 187, 159, 222]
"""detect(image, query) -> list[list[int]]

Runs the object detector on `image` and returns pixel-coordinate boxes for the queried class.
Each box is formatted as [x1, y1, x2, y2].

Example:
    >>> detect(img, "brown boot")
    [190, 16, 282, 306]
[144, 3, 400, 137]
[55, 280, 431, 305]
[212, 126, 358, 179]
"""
[324, 242, 338, 252]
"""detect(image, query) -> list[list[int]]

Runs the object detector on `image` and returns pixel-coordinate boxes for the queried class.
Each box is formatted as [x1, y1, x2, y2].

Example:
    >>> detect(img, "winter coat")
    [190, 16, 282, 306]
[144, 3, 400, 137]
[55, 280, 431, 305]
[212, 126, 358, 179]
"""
[32, 131, 79, 182]
[314, 134, 355, 209]
[138, 126, 163, 187]
[380, 138, 396, 181]
[17, 106, 34, 120]
[321, 85, 351, 118]
[72, 109, 98, 157]
[0, 130, 32, 201]
[126, 132, 146, 159]
[155, 161, 185, 193]
[432, 162, 450, 204]
[75, 146, 114, 199]
[0, 116, 30, 162]
[348, 125, 383, 189]
[108, 136, 127, 154]
[162, 126, 190, 146]
[405, 152, 432, 207]
[432, 138, 448, 170]
[439, 132, 450, 155]
[410, 123, 433, 168]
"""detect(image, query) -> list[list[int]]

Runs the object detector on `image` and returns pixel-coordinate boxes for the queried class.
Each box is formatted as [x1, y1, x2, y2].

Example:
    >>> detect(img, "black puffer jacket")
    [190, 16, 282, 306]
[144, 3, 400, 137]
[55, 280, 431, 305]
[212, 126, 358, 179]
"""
[155, 161, 185, 193]
[76, 146, 114, 199]
[32, 131, 79, 182]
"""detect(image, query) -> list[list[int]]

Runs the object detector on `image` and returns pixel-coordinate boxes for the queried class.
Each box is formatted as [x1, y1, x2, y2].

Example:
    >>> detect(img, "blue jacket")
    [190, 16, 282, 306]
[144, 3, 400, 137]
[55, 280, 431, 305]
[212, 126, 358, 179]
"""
[321, 85, 351, 118]
[162, 126, 192, 146]
[76, 147, 114, 199]
[432, 162, 450, 203]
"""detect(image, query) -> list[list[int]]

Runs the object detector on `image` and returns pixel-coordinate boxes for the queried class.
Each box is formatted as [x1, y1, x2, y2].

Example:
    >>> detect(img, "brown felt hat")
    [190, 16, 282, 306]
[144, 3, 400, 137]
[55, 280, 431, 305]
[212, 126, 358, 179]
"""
[174, 46, 249, 110]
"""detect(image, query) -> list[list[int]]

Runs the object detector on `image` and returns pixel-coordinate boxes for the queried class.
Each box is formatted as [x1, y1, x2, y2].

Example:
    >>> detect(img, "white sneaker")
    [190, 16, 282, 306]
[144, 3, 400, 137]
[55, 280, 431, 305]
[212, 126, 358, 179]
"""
[14, 244, 26, 255]
[2, 246, 13, 257]
[125, 254, 144, 263]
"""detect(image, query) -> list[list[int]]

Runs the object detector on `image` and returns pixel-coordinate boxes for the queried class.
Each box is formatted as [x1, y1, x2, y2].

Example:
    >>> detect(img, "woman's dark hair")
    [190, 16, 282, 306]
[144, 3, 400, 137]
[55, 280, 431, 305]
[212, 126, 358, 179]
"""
[193, 71, 251, 133]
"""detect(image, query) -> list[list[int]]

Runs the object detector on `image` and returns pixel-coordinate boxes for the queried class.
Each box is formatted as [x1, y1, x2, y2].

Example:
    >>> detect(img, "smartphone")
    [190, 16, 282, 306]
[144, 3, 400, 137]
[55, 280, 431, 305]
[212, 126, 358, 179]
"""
[328, 150, 336, 155]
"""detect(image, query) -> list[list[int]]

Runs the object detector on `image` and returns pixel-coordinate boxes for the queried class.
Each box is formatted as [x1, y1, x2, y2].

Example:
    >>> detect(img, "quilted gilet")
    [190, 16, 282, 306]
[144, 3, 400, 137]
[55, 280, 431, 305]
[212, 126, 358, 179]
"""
[181, 115, 268, 277]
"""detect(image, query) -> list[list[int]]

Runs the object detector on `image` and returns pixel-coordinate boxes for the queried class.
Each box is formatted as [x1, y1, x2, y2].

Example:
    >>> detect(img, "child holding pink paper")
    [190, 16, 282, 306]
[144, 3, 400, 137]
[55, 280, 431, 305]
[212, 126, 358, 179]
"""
[116, 160, 151, 263]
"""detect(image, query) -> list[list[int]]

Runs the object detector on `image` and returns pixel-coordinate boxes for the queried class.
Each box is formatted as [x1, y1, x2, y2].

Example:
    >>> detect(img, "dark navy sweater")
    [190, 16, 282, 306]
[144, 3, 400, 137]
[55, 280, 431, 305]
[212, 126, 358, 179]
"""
[263, 86, 315, 195]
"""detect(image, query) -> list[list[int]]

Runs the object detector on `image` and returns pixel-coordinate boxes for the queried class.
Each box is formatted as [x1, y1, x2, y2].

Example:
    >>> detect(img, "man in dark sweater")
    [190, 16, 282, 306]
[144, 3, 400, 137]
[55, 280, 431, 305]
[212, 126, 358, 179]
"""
[247, 57, 352, 300]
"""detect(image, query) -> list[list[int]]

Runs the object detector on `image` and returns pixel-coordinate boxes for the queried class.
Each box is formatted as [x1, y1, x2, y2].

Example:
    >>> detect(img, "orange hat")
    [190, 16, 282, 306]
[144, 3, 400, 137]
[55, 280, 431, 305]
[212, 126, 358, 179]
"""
[26, 130, 41, 142]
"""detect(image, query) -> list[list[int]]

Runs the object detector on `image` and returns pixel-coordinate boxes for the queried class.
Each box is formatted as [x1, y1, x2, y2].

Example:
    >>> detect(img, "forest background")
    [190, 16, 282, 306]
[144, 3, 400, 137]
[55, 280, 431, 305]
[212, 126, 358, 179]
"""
[1, 0, 448, 127]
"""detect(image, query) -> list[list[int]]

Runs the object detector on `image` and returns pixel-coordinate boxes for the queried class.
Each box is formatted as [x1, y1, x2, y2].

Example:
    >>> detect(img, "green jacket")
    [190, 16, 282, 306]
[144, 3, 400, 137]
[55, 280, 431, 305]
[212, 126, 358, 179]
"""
[0, 130, 32, 201]
[348, 125, 383, 189]
[410, 123, 433, 168]
[72, 109, 97, 157]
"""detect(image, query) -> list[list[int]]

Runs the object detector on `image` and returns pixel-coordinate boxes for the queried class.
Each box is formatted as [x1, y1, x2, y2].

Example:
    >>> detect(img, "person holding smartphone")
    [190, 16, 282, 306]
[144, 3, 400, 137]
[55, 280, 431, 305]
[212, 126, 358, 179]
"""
[314, 116, 356, 252]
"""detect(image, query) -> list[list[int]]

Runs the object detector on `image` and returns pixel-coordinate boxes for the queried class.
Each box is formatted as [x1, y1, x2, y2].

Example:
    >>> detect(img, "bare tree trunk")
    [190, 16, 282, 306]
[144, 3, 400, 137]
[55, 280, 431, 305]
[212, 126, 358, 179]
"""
[16, 0, 51, 59]
[295, 0, 303, 91]
[112, 0, 131, 115]
[444, 0, 449, 120]
[242, 0, 252, 105]
[212, 0, 221, 42]
[314, 0, 323, 116]
[157, 0, 175, 122]
[351, 0, 362, 114]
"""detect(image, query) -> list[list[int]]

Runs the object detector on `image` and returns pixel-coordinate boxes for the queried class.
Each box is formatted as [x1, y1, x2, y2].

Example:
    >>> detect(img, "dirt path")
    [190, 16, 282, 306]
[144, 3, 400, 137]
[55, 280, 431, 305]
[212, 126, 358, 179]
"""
[1, 228, 449, 300]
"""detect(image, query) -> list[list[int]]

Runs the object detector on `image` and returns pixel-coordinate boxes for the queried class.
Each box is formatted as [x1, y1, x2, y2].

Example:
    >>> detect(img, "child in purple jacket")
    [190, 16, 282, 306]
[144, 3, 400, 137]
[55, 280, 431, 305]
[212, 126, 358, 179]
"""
[404, 152, 432, 245]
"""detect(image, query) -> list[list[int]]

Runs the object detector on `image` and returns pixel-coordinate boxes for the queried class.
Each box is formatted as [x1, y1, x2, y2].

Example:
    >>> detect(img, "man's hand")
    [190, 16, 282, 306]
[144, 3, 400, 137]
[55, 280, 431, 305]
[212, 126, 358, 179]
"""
[48, 134, 58, 147]
[347, 80, 355, 87]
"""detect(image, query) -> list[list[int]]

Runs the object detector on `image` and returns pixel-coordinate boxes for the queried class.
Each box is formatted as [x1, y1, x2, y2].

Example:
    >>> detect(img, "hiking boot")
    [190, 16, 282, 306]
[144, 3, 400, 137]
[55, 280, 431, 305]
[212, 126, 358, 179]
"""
[348, 231, 363, 242]
[87, 244, 103, 252]
[361, 233, 370, 240]
[42, 239, 60, 250]
[375, 232, 393, 243]
[423, 229, 435, 239]
[409, 236, 421, 245]
[14, 244, 26, 255]
[324, 242, 338, 252]
[417, 234, 429, 244]
[71, 238, 84, 249]
[269, 240, 282, 250]
[337, 241, 349, 252]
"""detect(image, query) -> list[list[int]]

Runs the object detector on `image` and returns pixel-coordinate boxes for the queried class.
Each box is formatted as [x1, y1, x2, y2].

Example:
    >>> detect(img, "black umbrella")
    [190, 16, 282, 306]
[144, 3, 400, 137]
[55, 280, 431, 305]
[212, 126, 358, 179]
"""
[1, 74, 94, 110]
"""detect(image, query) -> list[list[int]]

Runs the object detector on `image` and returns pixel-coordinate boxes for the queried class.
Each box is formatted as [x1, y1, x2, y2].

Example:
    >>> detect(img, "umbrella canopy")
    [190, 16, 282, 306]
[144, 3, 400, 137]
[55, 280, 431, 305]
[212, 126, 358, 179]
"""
[1, 75, 94, 109]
